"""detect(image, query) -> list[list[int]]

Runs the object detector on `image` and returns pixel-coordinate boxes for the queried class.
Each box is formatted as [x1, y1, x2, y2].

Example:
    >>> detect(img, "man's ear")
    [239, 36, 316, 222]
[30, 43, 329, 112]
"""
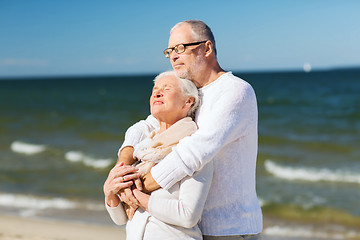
[204, 40, 214, 57]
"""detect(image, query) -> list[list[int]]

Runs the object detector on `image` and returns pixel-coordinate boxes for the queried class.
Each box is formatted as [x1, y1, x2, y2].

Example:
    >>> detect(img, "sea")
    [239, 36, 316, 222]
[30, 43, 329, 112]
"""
[1, 69, 359, 238]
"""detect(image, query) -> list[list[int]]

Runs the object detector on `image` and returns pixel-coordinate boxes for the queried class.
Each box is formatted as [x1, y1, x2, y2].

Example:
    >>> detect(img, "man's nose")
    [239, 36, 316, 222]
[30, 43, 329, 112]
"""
[170, 50, 179, 61]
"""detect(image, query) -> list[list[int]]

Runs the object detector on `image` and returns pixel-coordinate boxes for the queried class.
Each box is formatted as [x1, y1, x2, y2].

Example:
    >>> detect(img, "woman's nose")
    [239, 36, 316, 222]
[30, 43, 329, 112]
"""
[154, 90, 163, 98]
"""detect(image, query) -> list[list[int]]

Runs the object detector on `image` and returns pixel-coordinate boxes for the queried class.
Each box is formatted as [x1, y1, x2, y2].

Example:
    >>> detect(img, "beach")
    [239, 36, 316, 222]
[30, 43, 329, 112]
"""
[0, 215, 360, 240]
[1, 214, 360, 240]
[0, 215, 124, 240]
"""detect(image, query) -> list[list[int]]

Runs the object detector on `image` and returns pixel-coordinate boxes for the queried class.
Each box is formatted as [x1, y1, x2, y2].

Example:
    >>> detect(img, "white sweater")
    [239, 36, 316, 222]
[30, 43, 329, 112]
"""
[106, 164, 213, 240]
[120, 72, 263, 236]
[107, 118, 213, 240]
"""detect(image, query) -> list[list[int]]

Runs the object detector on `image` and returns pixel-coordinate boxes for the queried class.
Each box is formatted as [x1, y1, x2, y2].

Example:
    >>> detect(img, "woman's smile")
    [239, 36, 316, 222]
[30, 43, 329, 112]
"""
[153, 100, 164, 105]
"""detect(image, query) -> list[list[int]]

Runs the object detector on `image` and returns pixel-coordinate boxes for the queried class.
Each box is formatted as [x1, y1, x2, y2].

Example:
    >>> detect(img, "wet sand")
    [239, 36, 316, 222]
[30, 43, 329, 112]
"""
[0, 215, 124, 240]
[1, 214, 359, 240]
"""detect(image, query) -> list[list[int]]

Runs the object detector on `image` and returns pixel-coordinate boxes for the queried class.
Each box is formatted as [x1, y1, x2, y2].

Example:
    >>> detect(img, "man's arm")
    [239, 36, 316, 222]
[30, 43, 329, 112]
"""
[141, 172, 160, 193]
[151, 81, 258, 190]
[116, 146, 135, 165]
[118, 146, 160, 194]
[118, 115, 159, 156]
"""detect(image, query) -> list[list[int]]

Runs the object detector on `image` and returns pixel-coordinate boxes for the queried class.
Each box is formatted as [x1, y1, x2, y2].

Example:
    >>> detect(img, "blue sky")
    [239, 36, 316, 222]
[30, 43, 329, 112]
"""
[1, 0, 359, 77]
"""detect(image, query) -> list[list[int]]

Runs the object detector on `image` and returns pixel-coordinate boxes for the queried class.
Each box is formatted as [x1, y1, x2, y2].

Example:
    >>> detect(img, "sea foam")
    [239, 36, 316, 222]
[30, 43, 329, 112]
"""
[65, 151, 112, 169]
[265, 160, 360, 184]
[0, 193, 76, 210]
[11, 141, 46, 155]
[0, 193, 104, 218]
[263, 225, 349, 239]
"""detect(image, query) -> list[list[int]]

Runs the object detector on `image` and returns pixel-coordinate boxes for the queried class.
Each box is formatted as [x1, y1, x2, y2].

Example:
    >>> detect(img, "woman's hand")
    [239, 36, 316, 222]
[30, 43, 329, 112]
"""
[103, 162, 140, 207]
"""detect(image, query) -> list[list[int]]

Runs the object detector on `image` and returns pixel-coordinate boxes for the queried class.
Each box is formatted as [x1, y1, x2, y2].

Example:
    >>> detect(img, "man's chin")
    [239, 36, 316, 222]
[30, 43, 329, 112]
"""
[174, 70, 191, 80]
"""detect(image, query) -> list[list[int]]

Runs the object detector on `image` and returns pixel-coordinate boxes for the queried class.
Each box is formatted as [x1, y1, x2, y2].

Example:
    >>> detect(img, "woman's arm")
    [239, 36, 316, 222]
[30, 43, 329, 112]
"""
[137, 161, 213, 228]
[114, 115, 159, 207]
[104, 163, 141, 225]
[105, 201, 128, 226]
[116, 146, 141, 210]
[103, 162, 140, 207]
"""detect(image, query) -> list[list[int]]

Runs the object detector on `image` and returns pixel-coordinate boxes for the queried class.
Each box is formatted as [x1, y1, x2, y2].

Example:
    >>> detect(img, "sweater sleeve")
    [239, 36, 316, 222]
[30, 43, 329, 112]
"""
[105, 200, 128, 226]
[118, 115, 159, 156]
[151, 81, 257, 190]
[148, 161, 213, 228]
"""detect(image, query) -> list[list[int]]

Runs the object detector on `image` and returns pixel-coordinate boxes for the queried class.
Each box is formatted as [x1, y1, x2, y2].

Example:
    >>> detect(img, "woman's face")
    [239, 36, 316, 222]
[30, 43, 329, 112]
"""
[150, 75, 192, 124]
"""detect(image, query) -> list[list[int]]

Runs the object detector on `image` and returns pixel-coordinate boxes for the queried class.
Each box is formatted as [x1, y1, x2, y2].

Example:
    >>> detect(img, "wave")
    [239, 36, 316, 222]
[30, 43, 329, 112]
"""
[65, 151, 113, 169]
[11, 141, 46, 155]
[264, 159, 360, 184]
[0, 193, 76, 210]
[0, 193, 104, 217]
[10, 141, 113, 169]
[263, 225, 355, 239]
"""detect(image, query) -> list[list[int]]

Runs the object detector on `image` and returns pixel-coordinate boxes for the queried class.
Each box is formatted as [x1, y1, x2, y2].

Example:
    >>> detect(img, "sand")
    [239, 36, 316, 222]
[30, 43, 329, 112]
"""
[0, 215, 125, 240]
[1, 214, 360, 240]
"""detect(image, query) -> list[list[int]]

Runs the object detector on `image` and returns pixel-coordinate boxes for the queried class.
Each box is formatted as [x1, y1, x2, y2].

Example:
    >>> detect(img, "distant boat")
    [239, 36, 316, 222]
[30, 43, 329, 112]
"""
[303, 63, 312, 73]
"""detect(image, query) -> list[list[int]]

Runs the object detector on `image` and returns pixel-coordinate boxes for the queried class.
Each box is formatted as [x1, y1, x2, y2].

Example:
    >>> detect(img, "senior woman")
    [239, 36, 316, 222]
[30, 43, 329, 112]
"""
[103, 71, 213, 240]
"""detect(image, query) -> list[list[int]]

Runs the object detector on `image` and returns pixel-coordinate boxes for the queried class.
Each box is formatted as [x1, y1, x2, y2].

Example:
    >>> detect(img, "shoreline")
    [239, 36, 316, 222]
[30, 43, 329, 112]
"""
[1, 214, 360, 240]
[263, 217, 360, 240]
[0, 214, 125, 240]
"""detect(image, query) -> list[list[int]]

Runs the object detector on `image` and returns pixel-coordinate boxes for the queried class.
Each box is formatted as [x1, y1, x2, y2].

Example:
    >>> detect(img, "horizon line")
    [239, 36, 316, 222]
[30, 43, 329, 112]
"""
[1, 65, 359, 80]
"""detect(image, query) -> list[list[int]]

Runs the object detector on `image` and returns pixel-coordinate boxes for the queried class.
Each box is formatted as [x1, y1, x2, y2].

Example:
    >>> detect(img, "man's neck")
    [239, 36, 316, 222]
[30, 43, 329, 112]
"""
[203, 70, 226, 87]
[196, 65, 226, 88]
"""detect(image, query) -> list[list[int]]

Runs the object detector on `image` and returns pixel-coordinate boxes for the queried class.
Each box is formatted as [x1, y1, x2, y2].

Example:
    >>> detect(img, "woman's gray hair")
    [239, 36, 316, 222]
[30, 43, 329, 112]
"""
[170, 20, 217, 56]
[153, 71, 200, 120]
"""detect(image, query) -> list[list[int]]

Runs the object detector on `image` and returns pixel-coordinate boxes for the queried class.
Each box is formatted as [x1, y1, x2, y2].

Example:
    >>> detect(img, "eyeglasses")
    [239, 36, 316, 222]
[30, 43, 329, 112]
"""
[163, 41, 207, 58]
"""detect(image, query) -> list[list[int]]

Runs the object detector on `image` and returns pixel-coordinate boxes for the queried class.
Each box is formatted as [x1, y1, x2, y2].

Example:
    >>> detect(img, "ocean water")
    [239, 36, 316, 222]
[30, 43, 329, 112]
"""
[0, 69, 359, 236]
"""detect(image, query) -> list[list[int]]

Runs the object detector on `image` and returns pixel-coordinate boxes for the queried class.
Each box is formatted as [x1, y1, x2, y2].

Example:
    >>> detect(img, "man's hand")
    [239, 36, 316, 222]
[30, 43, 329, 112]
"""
[118, 186, 139, 209]
[124, 204, 137, 221]
[142, 172, 161, 193]
[133, 188, 150, 211]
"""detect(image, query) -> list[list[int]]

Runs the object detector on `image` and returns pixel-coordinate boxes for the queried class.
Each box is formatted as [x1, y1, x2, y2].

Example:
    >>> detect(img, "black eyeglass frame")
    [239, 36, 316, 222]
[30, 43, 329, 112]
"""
[163, 41, 207, 58]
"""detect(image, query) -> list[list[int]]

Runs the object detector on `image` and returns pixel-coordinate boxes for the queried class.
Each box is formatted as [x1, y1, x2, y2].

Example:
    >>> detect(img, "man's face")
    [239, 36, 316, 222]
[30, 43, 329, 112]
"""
[168, 24, 205, 84]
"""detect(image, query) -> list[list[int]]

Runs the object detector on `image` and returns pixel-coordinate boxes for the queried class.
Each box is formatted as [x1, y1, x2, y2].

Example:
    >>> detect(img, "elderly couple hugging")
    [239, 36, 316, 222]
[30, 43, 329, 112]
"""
[103, 20, 263, 240]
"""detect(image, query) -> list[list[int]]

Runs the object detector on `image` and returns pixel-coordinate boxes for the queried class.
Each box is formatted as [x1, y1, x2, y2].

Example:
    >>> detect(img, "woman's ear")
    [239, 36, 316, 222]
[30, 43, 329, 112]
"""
[186, 97, 195, 106]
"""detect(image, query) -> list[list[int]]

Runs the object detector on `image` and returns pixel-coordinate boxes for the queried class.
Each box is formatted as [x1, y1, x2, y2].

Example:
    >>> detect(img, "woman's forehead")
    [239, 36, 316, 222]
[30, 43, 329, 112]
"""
[154, 76, 179, 87]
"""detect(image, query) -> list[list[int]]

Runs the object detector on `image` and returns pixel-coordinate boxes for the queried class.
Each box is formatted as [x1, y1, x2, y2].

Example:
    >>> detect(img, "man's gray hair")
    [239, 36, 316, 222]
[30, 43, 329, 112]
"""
[153, 71, 200, 120]
[170, 20, 217, 56]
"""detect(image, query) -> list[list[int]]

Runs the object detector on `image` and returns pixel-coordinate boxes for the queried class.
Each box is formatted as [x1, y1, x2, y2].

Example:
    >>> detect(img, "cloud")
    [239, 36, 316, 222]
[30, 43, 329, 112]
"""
[0, 58, 48, 67]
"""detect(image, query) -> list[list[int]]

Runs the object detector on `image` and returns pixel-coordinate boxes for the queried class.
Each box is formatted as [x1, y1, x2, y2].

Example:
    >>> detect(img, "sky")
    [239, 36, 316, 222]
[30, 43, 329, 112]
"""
[1, 0, 359, 78]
